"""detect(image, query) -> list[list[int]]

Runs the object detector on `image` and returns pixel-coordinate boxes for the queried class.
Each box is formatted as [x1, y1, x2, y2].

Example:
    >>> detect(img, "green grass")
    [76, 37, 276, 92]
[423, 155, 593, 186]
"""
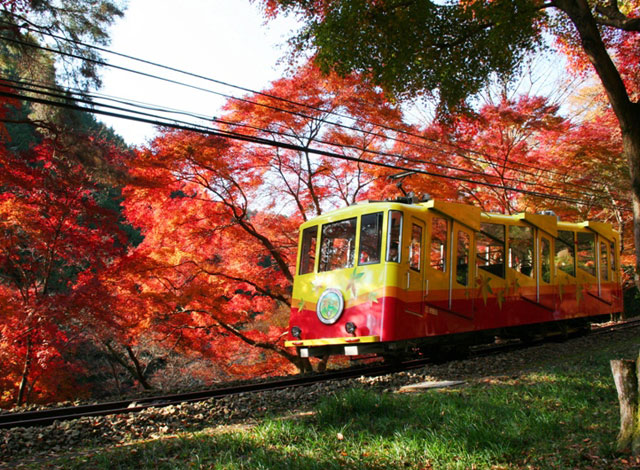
[17, 333, 640, 469]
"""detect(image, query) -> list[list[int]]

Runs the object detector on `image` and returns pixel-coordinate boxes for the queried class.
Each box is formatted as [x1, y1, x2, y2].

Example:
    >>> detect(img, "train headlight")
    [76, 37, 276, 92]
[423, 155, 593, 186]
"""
[291, 326, 302, 338]
[316, 288, 344, 325]
[345, 322, 356, 334]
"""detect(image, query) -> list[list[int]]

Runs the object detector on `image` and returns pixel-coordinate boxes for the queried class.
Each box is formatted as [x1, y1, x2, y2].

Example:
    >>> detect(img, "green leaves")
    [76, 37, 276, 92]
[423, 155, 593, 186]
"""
[273, 0, 545, 111]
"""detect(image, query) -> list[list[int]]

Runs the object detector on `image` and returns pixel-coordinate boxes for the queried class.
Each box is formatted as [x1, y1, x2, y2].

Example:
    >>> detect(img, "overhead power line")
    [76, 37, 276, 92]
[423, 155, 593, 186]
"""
[0, 87, 631, 213]
[0, 23, 616, 190]
[0, 20, 630, 213]
[3, 75, 625, 207]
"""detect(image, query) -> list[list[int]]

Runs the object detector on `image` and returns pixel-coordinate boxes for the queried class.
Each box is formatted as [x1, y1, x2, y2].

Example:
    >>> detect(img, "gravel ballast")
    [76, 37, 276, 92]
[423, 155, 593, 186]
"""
[1, 325, 637, 468]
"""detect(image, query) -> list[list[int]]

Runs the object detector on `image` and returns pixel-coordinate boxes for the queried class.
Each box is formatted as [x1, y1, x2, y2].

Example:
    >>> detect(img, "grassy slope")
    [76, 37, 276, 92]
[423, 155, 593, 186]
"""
[16, 330, 640, 469]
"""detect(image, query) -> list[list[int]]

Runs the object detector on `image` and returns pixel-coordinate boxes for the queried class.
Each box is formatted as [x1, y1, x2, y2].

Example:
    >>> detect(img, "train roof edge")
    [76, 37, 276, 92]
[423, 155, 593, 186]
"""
[303, 198, 618, 240]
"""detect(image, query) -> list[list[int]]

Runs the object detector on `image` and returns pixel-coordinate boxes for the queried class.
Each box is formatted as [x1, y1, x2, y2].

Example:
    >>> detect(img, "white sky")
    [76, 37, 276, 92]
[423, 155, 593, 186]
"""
[98, 0, 300, 146]
[95, 1, 574, 147]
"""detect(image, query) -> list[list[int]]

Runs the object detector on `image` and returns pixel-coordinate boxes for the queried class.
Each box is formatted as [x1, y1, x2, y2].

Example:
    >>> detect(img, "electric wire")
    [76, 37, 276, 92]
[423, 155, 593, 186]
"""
[0, 23, 630, 211]
[0, 86, 631, 213]
[4, 75, 626, 207]
[3, 20, 597, 181]
[0, 23, 619, 192]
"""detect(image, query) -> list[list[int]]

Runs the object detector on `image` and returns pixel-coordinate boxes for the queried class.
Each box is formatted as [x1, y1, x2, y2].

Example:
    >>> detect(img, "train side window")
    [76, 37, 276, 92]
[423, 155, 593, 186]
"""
[509, 225, 534, 277]
[430, 217, 447, 271]
[541, 237, 551, 283]
[476, 223, 505, 278]
[319, 218, 357, 272]
[456, 231, 470, 286]
[386, 211, 402, 263]
[299, 225, 318, 275]
[577, 232, 596, 276]
[555, 230, 575, 276]
[610, 241, 617, 273]
[600, 241, 609, 281]
[359, 212, 383, 265]
[409, 223, 423, 271]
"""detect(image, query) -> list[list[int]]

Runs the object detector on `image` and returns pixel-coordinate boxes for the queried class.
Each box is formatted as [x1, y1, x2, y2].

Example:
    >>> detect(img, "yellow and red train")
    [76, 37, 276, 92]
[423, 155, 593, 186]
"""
[285, 197, 623, 358]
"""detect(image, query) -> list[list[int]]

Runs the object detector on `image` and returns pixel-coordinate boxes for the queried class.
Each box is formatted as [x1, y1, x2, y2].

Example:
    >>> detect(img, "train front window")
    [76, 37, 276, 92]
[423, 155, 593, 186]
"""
[386, 211, 402, 263]
[577, 232, 596, 276]
[359, 212, 383, 265]
[299, 225, 318, 275]
[509, 225, 533, 277]
[476, 223, 505, 278]
[555, 230, 576, 276]
[319, 218, 357, 272]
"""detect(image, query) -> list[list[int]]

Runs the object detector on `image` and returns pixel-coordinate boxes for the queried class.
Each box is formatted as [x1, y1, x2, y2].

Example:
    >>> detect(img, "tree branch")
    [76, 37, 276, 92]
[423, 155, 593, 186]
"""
[594, 1, 640, 31]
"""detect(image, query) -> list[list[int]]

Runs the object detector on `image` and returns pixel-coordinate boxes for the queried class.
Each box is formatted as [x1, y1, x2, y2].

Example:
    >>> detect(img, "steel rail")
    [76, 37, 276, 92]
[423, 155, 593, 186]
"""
[0, 362, 410, 429]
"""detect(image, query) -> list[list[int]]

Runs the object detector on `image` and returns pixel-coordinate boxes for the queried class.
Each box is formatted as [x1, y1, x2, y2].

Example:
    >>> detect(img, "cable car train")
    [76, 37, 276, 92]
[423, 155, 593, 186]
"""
[284, 197, 623, 359]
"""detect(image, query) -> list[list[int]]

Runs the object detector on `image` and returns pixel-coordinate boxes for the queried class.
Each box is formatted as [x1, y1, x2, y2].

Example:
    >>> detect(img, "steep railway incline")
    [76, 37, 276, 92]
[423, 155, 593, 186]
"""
[1, 318, 638, 431]
[0, 319, 638, 467]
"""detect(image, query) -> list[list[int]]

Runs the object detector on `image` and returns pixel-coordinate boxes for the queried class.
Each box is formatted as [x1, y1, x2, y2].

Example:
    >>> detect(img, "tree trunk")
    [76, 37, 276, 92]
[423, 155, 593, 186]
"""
[16, 336, 32, 406]
[125, 346, 153, 390]
[621, 107, 640, 294]
[554, 0, 640, 293]
[107, 357, 123, 397]
[611, 359, 639, 452]
[102, 341, 154, 390]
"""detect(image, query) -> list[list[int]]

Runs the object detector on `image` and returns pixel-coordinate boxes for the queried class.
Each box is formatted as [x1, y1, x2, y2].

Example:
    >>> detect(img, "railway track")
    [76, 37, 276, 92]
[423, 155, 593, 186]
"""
[2, 317, 638, 430]
[0, 361, 410, 430]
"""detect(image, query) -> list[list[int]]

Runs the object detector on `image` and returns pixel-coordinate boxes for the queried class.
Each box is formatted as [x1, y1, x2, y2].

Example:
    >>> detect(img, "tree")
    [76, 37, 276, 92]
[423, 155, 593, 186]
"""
[0, 135, 126, 404]
[0, 89, 130, 405]
[427, 94, 570, 214]
[258, 0, 640, 290]
[0, 1, 134, 405]
[0, 0, 125, 90]
[116, 63, 407, 374]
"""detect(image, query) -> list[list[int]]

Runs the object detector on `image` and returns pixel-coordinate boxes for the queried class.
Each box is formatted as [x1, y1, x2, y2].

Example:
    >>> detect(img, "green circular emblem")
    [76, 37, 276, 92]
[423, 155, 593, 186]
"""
[316, 288, 344, 325]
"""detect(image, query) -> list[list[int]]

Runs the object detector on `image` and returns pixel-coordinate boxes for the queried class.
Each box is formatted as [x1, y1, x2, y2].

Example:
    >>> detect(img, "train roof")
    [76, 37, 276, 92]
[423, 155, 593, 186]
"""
[301, 198, 618, 241]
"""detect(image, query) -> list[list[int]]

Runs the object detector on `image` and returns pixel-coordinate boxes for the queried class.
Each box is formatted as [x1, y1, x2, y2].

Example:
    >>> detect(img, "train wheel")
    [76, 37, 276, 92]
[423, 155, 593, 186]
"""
[382, 352, 406, 365]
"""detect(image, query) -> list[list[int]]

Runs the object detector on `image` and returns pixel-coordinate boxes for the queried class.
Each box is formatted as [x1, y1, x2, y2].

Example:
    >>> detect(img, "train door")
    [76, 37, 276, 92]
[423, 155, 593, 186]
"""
[403, 216, 426, 318]
[425, 214, 450, 315]
[554, 230, 577, 312]
[537, 232, 554, 310]
[449, 221, 474, 318]
[576, 231, 598, 305]
[596, 236, 613, 303]
[475, 222, 507, 327]
[506, 223, 537, 323]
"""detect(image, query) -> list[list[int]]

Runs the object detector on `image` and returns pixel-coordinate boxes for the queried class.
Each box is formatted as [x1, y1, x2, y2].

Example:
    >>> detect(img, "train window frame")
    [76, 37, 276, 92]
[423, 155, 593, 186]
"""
[298, 225, 318, 275]
[508, 225, 534, 277]
[409, 223, 423, 272]
[600, 241, 609, 282]
[386, 210, 403, 263]
[610, 241, 617, 273]
[358, 212, 383, 266]
[541, 236, 551, 284]
[456, 230, 470, 286]
[318, 217, 357, 272]
[577, 231, 596, 277]
[555, 230, 576, 277]
[430, 217, 448, 272]
[476, 223, 505, 278]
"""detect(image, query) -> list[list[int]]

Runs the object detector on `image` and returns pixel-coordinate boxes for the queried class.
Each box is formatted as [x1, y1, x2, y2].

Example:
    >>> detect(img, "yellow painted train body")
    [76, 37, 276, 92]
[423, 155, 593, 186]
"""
[285, 199, 623, 357]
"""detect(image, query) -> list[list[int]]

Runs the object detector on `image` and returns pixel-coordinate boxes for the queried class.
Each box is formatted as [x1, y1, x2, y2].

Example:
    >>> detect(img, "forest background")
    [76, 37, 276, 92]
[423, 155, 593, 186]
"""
[0, 0, 638, 408]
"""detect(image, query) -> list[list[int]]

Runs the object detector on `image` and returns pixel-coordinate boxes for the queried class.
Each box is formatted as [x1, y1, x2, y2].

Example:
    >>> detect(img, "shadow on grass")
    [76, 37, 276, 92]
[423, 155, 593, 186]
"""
[57, 345, 635, 470]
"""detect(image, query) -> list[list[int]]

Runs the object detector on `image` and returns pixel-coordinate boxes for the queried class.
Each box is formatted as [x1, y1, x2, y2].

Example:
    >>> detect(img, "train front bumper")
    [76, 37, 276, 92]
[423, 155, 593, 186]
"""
[285, 335, 381, 356]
